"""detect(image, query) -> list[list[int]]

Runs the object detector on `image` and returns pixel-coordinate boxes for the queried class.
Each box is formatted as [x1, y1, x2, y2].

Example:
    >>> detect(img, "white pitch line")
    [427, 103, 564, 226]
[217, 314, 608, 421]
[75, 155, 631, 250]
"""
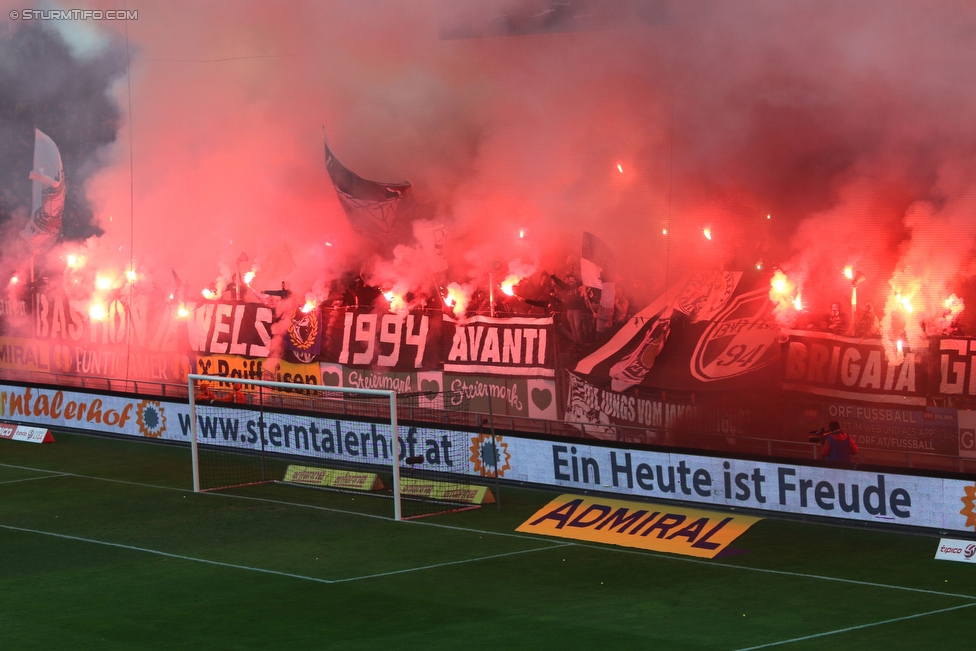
[0, 523, 335, 583]
[0, 522, 565, 586]
[733, 601, 976, 650]
[559, 540, 976, 601]
[0, 473, 67, 486]
[0, 462, 190, 494]
[330, 543, 570, 583]
[3, 461, 975, 601]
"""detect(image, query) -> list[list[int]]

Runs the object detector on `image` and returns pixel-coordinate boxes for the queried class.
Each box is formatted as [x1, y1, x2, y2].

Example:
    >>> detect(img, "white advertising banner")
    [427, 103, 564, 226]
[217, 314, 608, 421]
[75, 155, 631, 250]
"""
[934, 538, 976, 563]
[1, 382, 974, 533]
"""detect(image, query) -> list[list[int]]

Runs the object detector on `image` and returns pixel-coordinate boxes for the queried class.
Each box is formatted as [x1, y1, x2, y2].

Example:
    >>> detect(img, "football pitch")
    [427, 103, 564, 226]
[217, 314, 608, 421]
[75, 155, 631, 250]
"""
[1, 432, 975, 650]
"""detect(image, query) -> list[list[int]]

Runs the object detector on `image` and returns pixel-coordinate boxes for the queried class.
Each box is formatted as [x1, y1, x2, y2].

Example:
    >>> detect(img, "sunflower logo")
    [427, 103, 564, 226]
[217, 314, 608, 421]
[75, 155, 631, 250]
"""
[469, 433, 511, 478]
[136, 400, 167, 438]
[961, 484, 976, 530]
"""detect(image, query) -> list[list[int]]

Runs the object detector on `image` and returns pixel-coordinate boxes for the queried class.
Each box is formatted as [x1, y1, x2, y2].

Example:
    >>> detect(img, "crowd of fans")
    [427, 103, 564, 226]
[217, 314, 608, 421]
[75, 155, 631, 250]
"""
[802, 300, 964, 338]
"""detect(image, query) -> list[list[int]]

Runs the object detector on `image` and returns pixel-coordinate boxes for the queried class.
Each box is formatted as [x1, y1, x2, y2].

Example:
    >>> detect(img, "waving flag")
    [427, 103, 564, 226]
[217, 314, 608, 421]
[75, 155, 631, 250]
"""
[581, 231, 617, 333]
[324, 137, 412, 245]
[21, 129, 65, 248]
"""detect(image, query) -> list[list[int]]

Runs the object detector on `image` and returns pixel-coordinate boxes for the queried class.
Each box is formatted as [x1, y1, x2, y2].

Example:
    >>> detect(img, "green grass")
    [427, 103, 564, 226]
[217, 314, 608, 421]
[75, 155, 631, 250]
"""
[1, 431, 975, 650]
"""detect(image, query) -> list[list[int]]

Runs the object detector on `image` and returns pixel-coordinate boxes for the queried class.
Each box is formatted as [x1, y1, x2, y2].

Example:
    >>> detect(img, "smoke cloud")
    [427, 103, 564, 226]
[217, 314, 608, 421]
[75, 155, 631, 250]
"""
[1, 0, 975, 349]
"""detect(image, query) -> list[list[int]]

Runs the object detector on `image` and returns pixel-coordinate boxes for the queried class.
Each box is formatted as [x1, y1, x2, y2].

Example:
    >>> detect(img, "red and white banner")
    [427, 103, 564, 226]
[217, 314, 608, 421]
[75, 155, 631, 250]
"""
[0, 422, 54, 443]
[934, 538, 976, 563]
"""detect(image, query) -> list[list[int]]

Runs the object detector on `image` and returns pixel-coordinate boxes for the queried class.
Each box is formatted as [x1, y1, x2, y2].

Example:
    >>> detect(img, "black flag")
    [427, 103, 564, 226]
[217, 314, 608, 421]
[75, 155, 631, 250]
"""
[324, 137, 412, 245]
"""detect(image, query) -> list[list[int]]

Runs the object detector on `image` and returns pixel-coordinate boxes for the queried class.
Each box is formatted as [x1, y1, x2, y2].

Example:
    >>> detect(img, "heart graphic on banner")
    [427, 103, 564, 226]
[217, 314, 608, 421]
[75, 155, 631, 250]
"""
[322, 372, 340, 386]
[531, 388, 552, 410]
[421, 379, 440, 393]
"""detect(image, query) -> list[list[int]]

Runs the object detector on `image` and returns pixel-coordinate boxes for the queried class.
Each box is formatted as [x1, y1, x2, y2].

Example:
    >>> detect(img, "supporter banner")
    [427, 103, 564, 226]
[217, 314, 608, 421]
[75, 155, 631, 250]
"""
[26, 292, 184, 352]
[318, 363, 441, 395]
[2, 381, 975, 533]
[959, 410, 976, 459]
[782, 331, 928, 404]
[186, 302, 274, 358]
[445, 373, 558, 420]
[443, 315, 555, 378]
[563, 372, 746, 441]
[0, 336, 56, 373]
[196, 354, 322, 386]
[792, 399, 959, 456]
[321, 307, 442, 372]
[517, 494, 759, 558]
[0, 336, 189, 383]
[574, 271, 780, 392]
[937, 338, 976, 397]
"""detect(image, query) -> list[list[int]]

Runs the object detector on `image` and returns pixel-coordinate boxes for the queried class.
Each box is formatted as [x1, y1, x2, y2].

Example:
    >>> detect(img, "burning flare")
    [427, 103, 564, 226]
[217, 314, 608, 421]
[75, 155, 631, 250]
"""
[500, 274, 520, 297]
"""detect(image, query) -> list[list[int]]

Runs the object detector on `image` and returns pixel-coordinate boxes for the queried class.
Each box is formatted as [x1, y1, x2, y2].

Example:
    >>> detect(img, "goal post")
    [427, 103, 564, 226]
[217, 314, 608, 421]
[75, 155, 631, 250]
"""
[187, 374, 488, 521]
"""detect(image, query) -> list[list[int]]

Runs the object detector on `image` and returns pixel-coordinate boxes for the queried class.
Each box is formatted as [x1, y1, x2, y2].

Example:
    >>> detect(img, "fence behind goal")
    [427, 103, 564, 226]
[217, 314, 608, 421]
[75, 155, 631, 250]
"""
[188, 375, 499, 520]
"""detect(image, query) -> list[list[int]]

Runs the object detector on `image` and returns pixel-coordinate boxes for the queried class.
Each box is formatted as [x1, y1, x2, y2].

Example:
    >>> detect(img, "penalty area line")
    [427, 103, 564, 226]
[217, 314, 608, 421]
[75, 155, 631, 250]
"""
[0, 472, 69, 486]
[0, 522, 565, 586]
[330, 543, 571, 583]
[4, 461, 974, 601]
[733, 601, 976, 650]
[0, 523, 336, 584]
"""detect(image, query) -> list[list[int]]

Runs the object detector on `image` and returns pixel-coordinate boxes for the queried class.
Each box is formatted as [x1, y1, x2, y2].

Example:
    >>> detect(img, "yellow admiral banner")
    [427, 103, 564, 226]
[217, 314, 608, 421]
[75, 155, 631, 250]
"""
[400, 478, 495, 504]
[283, 465, 383, 491]
[517, 494, 760, 558]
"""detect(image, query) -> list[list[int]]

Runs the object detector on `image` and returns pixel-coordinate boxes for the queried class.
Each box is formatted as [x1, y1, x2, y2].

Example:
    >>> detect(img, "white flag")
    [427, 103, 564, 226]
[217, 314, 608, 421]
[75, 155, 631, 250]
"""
[21, 128, 65, 247]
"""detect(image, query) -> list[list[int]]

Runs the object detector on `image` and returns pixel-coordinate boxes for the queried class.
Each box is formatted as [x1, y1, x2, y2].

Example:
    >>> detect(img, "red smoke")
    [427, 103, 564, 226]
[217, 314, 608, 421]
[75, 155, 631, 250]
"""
[4, 0, 976, 340]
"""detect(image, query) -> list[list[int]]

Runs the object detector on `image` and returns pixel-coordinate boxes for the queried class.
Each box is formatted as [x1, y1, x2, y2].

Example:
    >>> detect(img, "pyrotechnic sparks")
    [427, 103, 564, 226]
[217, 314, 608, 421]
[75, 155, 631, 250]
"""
[843, 266, 853, 280]
[89, 303, 107, 321]
[125, 269, 137, 283]
[65, 254, 85, 270]
[771, 270, 789, 295]
[703, 228, 712, 240]
[444, 283, 469, 316]
[756, 261, 763, 270]
[769, 269, 803, 321]
[95, 275, 112, 291]
[662, 229, 667, 235]
[896, 339, 904, 354]
[518, 229, 525, 239]
[243, 270, 256, 285]
[500, 274, 520, 296]
[177, 304, 189, 318]
[201, 288, 216, 300]
[617, 164, 623, 173]
[8, 276, 18, 285]
[300, 299, 317, 313]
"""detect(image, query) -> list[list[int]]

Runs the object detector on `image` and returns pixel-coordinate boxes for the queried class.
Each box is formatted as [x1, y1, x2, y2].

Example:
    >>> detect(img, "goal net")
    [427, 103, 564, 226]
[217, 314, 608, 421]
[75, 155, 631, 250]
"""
[188, 374, 493, 520]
